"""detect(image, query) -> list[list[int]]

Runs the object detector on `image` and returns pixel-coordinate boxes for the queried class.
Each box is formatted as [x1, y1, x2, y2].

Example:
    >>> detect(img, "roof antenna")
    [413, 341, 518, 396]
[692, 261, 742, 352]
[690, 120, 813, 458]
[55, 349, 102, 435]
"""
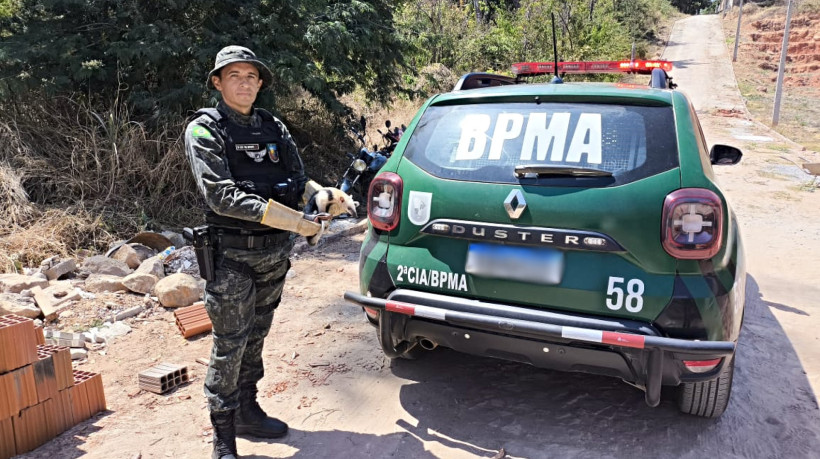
[551, 12, 563, 84]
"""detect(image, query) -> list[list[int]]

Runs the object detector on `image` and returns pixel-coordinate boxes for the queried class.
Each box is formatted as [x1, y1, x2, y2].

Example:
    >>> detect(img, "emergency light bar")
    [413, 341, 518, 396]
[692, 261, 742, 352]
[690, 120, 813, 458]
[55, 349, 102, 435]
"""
[512, 60, 673, 77]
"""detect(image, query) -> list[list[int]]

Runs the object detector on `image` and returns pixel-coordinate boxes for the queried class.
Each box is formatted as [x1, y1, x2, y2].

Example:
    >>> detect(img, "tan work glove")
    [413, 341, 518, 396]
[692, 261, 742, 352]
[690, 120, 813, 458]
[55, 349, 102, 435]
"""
[260, 199, 331, 245]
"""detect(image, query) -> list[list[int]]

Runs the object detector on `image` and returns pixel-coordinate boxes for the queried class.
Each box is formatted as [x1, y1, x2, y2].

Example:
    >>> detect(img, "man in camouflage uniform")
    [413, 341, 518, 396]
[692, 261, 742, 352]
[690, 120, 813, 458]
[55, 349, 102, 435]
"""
[184, 46, 327, 459]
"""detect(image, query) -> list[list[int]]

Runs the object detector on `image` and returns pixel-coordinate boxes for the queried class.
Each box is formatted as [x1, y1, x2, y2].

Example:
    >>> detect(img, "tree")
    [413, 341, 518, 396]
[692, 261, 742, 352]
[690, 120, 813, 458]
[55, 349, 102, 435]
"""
[0, 0, 409, 119]
[670, 0, 710, 14]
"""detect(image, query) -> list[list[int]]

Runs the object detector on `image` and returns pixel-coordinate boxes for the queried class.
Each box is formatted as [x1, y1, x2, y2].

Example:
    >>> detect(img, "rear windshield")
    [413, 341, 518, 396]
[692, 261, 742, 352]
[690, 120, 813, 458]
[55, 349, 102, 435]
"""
[403, 102, 678, 186]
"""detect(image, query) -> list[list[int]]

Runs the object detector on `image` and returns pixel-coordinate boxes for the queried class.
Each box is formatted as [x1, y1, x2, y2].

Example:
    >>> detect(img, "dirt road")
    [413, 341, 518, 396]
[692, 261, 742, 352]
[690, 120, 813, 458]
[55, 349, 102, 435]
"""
[23, 14, 820, 459]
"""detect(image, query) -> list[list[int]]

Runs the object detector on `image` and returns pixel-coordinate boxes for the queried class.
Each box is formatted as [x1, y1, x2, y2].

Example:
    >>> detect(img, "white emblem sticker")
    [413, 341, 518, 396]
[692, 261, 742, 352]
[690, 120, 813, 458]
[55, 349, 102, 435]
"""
[396, 265, 468, 292]
[408, 191, 432, 226]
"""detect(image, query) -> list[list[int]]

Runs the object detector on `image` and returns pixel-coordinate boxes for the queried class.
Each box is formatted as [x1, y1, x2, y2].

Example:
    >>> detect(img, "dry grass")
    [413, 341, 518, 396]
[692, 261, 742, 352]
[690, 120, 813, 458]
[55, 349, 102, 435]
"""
[0, 96, 200, 270]
[0, 88, 424, 272]
[0, 207, 111, 273]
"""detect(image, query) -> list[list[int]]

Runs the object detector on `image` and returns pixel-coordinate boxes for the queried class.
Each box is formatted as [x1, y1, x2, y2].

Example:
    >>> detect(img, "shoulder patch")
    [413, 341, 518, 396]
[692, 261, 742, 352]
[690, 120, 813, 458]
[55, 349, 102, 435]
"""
[191, 125, 213, 139]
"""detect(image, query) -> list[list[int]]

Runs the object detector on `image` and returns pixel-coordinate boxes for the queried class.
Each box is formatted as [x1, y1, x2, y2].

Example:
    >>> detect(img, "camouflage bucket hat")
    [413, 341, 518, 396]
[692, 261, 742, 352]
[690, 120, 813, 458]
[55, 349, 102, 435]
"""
[207, 45, 273, 90]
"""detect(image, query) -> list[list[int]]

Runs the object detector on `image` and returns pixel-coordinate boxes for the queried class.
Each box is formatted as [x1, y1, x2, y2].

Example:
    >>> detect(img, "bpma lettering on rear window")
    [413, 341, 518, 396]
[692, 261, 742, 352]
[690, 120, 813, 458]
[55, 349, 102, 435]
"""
[456, 112, 602, 164]
[404, 102, 678, 186]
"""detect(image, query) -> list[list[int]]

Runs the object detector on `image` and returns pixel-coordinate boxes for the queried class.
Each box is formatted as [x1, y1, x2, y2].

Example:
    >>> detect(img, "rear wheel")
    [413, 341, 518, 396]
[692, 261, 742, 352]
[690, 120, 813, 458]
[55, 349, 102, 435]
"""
[676, 355, 735, 417]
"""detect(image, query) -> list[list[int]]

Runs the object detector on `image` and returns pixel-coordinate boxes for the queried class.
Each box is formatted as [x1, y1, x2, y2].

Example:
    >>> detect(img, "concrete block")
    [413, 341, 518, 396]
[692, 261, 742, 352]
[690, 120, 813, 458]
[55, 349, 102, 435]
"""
[45, 337, 86, 349]
[44, 330, 82, 340]
[70, 348, 88, 360]
[115, 305, 144, 322]
[138, 363, 189, 394]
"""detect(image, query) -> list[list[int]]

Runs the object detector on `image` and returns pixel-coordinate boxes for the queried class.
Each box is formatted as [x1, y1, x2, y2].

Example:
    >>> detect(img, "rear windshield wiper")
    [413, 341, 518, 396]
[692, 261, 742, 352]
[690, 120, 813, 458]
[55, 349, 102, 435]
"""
[514, 164, 613, 178]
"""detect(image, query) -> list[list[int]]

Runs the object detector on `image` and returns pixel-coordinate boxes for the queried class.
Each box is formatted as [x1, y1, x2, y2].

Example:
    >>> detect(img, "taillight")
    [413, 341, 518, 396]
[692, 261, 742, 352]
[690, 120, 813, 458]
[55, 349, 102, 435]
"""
[368, 172, 403, 231]
[683, 358, 722, 373]
[662, 189, 723, 260]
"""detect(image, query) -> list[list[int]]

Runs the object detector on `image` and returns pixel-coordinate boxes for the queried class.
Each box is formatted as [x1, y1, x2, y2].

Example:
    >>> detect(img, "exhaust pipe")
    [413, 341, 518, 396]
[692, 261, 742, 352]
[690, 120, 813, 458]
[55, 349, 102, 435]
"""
[418, 338, 438, 351]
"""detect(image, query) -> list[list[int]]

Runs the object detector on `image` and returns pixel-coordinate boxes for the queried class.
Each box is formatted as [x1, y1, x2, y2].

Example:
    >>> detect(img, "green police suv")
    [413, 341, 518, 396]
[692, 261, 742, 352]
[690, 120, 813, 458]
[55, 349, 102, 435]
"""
[344, 61, 746, 418]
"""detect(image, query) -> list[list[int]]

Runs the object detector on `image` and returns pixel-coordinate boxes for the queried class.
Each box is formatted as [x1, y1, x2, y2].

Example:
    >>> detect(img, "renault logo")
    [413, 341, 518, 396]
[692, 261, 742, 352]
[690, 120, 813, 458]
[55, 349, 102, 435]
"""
[504, 190, 527, 219]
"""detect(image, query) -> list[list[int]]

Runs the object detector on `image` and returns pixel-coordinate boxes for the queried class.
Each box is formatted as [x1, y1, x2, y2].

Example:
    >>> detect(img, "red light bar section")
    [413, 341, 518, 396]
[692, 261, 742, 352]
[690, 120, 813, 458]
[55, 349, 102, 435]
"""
[512, 60, 673, 76]
[386, 301, 416, 316]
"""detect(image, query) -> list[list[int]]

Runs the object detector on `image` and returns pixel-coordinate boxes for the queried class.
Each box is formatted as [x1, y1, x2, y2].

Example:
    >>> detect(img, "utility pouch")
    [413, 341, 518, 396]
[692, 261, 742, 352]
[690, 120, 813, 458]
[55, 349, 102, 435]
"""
[272, 179, 294, 198]
[184, 226, 215, 282]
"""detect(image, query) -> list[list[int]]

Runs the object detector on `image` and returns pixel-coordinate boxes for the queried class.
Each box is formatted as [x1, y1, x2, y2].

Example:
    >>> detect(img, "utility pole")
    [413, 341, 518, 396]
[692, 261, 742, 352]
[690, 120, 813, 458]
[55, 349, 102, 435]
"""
[772, 0, 794, 126]
[733, 0, 744, 62]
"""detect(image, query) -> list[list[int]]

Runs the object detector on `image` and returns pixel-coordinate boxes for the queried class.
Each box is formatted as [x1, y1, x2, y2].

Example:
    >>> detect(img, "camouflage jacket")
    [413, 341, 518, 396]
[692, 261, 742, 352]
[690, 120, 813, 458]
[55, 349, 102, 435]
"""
[184, 101, 306, 224]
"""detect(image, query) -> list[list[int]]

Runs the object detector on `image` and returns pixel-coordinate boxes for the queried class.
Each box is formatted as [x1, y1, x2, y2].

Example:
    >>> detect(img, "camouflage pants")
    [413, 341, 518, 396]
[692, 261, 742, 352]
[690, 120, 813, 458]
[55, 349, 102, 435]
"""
[203, 237, 294, 413]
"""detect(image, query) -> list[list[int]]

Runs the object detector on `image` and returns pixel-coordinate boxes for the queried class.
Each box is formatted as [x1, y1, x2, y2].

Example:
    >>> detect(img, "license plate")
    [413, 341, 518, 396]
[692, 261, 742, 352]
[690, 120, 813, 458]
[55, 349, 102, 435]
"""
[465, 243, 564, 285]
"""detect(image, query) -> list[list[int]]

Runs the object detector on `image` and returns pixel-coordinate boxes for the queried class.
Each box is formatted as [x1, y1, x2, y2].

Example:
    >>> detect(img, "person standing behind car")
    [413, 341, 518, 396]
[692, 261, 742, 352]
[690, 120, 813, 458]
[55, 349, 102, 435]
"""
[184, 45, 328, 459]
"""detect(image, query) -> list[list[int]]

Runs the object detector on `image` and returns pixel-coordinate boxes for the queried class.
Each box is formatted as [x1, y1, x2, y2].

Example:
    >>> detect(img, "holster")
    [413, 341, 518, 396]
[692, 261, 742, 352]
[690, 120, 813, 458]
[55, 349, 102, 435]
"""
[183, 226, 215, 282]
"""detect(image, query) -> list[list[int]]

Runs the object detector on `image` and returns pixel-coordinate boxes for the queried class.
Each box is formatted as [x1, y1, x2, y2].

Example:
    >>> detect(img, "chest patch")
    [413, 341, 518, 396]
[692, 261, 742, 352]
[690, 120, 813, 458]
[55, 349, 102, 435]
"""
[267, 143, 280, 163]
[235, 143, 261, 151]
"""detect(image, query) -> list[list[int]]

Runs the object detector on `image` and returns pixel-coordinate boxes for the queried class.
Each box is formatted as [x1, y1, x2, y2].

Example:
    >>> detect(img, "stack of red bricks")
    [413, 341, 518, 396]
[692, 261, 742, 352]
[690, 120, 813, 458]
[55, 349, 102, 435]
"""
[0, 315, 106, 459]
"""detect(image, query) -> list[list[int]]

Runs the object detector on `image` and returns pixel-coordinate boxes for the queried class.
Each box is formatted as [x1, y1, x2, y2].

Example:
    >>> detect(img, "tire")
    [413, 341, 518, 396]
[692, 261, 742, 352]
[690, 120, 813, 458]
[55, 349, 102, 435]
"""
[676, 355, 735, 418]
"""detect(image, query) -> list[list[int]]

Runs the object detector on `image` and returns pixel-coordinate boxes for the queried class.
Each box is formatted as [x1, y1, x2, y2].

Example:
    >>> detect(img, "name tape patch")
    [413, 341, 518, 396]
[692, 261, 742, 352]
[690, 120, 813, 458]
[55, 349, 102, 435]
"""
[235, 143, 261, 151]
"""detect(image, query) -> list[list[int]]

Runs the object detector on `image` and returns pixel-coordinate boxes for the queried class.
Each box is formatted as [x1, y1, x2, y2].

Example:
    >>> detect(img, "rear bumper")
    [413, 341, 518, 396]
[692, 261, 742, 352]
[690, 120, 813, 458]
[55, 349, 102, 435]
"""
[344, 289, 735, 406]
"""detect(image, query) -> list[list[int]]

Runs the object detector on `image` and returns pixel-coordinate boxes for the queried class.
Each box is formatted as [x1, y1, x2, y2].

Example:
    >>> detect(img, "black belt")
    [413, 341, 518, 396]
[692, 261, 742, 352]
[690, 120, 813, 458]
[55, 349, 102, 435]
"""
[215, 231, 290, 250]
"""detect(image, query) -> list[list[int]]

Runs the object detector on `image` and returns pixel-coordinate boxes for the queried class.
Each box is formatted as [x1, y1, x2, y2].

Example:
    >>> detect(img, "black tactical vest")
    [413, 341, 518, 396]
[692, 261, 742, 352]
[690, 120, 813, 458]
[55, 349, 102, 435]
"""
[195, 108, 300, 230]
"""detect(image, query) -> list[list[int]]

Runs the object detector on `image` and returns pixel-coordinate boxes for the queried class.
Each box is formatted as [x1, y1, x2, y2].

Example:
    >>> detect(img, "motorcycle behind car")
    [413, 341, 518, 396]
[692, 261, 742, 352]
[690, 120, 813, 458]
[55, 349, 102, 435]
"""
[336, 117, 404, 210]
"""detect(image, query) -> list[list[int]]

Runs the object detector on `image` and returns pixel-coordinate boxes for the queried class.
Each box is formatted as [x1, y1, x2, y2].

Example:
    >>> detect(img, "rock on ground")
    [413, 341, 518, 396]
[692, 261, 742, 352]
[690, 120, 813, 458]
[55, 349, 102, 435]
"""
[82, 256, 133, 277]
[129, 243, 156, 262]
[84, 274, 127, 293]
[154, 273, 203, 307]
[31, 283, 81, 320]
[135, 255, 165, 279]
[122, 272, 158, 295]
[44, 258, 77, 281]
[110, 244, 140, 269]
[0, 274, 50, 293]
[0, 292, 41, 318]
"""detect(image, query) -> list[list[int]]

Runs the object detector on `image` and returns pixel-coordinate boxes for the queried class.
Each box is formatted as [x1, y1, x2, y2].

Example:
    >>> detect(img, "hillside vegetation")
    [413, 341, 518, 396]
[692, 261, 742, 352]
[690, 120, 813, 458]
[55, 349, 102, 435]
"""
[0, 0, 680, 271]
